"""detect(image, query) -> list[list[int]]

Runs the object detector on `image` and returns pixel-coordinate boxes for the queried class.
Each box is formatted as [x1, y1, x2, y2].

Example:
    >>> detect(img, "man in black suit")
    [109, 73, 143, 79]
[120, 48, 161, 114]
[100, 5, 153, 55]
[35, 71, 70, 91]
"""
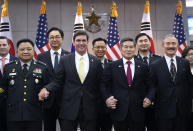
[0, 36, 17, 131]
[0, 39, 50, 131]
[37, 27, 69, 131]
[135, 33, 161, 131]
[149, 34, 193, 131]
[92, 37, 112, 131]
[38, 31, 103, 131]
[100, 37, 154, 131]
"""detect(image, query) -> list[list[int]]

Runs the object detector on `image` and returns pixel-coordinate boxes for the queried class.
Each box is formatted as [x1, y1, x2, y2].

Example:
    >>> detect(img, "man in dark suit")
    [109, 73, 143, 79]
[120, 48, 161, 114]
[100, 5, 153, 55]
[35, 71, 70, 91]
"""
[38, 31, 103, 131]
[0, 39, 50, 131]
[0, 36, 17, 131]
[100, 37, 154, 131]
[149, 34, 193, 131]
[92, 37, 112, 131]
[37, 27, 69, 131]
[135, 33, 161, 131]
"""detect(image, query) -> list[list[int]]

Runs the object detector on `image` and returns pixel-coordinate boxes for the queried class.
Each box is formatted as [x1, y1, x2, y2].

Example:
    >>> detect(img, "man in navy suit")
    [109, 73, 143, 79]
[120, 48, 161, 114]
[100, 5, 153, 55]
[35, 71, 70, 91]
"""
[38, 31, 103, 131]
[100, 37, 154, 131]
[149, 34, 193, 131]
[92, 37, 112, 131]
[0, 36, 17, 131]
[37, 27, 69, 131]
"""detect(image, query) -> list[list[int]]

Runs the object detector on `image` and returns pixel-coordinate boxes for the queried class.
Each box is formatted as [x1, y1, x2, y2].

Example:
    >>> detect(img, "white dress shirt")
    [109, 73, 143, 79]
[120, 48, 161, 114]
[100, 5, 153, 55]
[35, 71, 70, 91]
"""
[75, 51, 89, 79]
[164, 55, 177, 72]
[0, 53, 10, 71]
[50, 48, 62, 67]
[122, 57, 135, 80]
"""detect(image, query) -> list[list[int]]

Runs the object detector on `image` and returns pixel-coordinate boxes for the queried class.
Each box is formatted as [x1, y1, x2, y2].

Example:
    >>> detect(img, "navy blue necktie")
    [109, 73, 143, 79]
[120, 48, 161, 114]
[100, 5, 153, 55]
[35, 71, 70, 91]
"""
[54, 52, 59, 72]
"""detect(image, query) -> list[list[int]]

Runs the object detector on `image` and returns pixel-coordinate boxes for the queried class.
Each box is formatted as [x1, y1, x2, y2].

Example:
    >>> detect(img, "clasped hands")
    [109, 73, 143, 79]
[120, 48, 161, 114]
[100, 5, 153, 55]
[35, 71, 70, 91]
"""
[38, 88, 50, 101]
[106, 96, 152, 109]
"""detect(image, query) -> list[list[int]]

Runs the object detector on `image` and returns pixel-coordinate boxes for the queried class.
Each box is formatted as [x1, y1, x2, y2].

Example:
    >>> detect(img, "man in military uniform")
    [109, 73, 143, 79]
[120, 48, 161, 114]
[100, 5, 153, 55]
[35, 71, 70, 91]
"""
[0, 39, 49, 131]
[92, 37, 112, 131]
[135, 33, 161, 131]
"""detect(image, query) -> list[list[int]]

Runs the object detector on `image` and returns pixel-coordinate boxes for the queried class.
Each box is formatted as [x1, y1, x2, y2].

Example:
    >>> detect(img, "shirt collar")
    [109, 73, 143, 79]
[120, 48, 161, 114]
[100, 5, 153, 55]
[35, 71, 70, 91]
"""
[20, 60, 32, 67]
[0, 53, 10, 60]
[50, 48, 62, 56]
[139, 53, 149, 59]
[122, 57, 134, 65]
[75, 51, 88, 60]
[164, 54, 176, 63]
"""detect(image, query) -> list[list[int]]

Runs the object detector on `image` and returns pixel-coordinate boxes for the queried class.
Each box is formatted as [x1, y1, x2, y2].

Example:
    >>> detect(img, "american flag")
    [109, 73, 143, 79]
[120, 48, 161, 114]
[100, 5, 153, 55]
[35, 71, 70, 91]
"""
[71, 1, 84, 53]
[140, 0, 155, 54]
[106, 2, 121, 61]
[34, 1, 50, 59]
[173, 0, 186, 56]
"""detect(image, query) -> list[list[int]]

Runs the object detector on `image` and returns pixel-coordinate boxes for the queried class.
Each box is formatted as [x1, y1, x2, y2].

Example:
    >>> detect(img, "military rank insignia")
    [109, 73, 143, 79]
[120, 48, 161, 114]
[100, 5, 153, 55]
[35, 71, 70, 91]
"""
[33, 68, 42, 74]
[9, 79, 15, 86]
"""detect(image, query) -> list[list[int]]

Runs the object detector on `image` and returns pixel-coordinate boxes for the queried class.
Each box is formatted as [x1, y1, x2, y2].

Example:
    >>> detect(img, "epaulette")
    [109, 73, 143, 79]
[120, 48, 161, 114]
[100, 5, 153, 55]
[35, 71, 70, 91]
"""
[5, 60, 17, 66]
[35, 60, 47, 66]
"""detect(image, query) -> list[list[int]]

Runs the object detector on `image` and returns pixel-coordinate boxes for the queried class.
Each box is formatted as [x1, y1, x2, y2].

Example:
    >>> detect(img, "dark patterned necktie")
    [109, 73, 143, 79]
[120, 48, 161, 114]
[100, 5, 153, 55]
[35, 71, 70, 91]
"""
[23, 64, 28, 76]
[143, 56, 148, 65]
[170, 59, 176, 82]
[127, 61, 132, 86]
[54, 52, 59, 72]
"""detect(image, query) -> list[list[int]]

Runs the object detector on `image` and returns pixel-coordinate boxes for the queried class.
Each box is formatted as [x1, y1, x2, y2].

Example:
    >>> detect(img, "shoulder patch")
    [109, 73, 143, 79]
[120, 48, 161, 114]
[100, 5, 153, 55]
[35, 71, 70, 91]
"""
[6, 60, 17, 65]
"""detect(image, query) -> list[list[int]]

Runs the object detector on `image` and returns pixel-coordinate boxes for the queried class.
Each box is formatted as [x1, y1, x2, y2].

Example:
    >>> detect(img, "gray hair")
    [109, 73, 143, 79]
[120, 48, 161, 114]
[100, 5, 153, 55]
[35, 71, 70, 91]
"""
[120, 37, 135, 48]
[162, 34, 178, 44]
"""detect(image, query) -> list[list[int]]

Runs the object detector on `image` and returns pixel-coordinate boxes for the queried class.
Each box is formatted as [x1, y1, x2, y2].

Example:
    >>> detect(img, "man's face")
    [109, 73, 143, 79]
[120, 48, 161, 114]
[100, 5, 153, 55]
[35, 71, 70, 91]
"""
[120, 41, 135, 60]
[73, 35, 88, 55]
[92, 41, 107, 59]
[0, 39, 10, 57]
[17, 42, 34, 63]
[162, 36, 178, 58]
[48, 30, 63, 50]
[136, 35, 151, 52]
[185, 49, 193, 65]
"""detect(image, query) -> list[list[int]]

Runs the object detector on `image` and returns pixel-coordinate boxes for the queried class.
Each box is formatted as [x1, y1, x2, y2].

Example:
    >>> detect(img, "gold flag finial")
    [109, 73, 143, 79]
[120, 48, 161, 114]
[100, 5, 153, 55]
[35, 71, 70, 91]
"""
[144, 0, 150, 13]
[40, 0, 46, 15]
[77, 0, 82, 15]
[1, 0, 8, 17]
[176, 0, 182, 15]
[111, 1, 118, 17]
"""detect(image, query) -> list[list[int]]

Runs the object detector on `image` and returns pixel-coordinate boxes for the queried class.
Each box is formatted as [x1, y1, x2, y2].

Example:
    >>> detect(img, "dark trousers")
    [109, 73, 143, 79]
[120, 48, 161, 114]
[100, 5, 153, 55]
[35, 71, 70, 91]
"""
[7, 121, 42, 131]
[59, 102, 96, 131]
[157, 107, 189, 131]
[96, 113, 112, 131]
[114, 109, 144, 131]
[188, 113, 193, 131]
[144, 108, 156, 131]
[43, 104, 58, 131]
[0, 98, 7, 131]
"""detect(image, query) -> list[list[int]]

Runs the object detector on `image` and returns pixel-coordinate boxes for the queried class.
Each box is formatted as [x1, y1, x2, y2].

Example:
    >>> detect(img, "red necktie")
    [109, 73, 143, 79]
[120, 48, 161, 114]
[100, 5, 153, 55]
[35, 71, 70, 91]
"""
[127, 61, 132, 86]
[1, 57, 6, 74]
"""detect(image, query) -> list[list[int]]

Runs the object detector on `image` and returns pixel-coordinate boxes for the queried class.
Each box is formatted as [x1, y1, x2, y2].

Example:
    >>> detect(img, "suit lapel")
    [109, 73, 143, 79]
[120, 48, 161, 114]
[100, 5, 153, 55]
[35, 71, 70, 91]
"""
[47, 50, 54, 69]
[132, 59, 140, 85]
[26, 60, 35, 77]
[83, 54, 94, 84]
[162, 57, 172, 79]
[117, 59, 128, 84]
[70, 53, 81, 83]
[175, 57, 183, 82]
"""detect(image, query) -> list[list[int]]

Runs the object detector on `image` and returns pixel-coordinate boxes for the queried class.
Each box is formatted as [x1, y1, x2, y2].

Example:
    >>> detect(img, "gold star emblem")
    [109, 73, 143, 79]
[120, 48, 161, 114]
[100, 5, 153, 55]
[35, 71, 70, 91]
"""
[86, 8, 101, 26]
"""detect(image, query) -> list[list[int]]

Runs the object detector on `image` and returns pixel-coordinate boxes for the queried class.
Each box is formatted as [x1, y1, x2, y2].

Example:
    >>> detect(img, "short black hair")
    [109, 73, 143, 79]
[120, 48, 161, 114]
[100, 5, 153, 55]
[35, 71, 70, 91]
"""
[92, 37, 107, 47]
[73, 30, 89, 41]
[0, 36, 10, 45]
[182, 45, 193, 58]
[120, 37, 135, 48]
[16, 39, 34, 48]
[47, 27, 64, 38]
[135, 33, 151, 43]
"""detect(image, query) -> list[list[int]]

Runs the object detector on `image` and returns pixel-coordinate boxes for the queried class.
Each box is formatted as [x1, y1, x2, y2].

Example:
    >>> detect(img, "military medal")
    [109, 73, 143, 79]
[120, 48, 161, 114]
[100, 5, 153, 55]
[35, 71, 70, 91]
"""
[35, 79, 39, 84]
[10, 79, 15, 86]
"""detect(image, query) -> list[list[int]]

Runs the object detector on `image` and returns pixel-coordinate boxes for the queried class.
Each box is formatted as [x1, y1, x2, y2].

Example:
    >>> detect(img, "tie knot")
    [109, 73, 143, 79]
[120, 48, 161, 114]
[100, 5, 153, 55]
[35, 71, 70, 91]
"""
[54, 52, 58, 55]
[80, 57, 84, 61]
[171, 58, 174, 62]
[127, 61, 132, 65]
[23, 64, 28, 68]
[1, 57, 6, 60]
[143, 56, 148, 60]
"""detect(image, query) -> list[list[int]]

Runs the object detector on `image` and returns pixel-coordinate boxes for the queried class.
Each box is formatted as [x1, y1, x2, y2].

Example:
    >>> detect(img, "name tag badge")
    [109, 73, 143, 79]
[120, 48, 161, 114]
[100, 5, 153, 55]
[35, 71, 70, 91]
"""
[9, 73, 17, 76]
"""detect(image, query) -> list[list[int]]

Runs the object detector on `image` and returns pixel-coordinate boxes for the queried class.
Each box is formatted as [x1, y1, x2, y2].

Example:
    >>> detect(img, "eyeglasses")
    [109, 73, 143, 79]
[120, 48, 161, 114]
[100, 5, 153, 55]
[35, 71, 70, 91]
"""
[49, 36, 62, 40]
[94, 46, 106, 50]
[75, 39, 87, 43]
[186, 53, 193, 57]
